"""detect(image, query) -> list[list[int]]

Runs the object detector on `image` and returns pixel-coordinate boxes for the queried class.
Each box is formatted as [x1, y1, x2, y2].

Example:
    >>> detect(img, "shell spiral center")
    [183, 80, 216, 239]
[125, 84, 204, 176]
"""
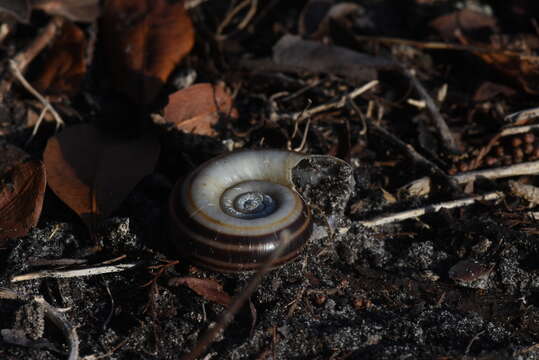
[223, 190, 277, 219]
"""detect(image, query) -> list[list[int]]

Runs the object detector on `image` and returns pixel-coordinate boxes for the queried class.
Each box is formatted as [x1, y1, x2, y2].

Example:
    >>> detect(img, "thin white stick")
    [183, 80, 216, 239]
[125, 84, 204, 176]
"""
[505, 106, 539, 124]
[402, 159, 539, 197]
[499, 123, 539, 137]
[404, 68, 459, 153]
[34, 296, 80, 360]
[8, 60, 64, 142]
[359, 191, 504, 227]
[453, 160, 539, 184]
[11, 263, 137, 282]
[292, 80, 379, 121]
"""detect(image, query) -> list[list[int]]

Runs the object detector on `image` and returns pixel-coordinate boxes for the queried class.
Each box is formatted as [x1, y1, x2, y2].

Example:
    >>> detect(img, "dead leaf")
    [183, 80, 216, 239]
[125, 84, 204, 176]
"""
[456, 33, 539, 94]
[32, 0, 100, 22]
[168, 277, 232, 307]
[43, 124, 160, 233]
[163, 83, 238, 137]
[0, 0, 31, 23]
[472, 82, 517, 102]
[101, 0, 195, 105]
[429, 9, 497, 41]
[273, 34, 395, 81]
[0, 144, 46, 242]
[33, 21, 87, 96]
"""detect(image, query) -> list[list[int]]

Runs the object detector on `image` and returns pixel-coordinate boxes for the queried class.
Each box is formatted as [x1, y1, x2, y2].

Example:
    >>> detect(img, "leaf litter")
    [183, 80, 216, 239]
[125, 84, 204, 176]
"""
[0, 1, 539, 359]
[43, 124, 160, 235]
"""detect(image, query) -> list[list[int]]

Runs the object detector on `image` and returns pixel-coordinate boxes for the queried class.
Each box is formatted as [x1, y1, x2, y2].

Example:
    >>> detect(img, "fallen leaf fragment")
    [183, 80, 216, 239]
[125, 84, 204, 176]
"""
[457, 33, 539, 94]
[168, 276, 232, 307]
[0, 144, 46, 242]
[429, 9, 497, 41]
[32, 0, 100, 22]
[273, 34, 395, 81]
[163, 83, 238, 137]
[33, 21, 87, 95]
[101, 0, 195, 105]
[43, 124, 160, 232]
[472, 82, 516, 102]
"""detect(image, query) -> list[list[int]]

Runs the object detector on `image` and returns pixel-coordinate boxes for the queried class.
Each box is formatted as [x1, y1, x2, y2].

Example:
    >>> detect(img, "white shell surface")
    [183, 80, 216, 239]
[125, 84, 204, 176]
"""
[181, 150, 306, 236]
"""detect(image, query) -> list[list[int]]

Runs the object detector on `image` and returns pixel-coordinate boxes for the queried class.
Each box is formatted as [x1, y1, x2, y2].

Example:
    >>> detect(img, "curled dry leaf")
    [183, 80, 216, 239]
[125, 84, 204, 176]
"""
[33, 21, 87, 96]
[101, 0, 195, 105]
[32, 0, 100, 22]
[43, 124, 160, 233]
[168, 277, 232, 307]
[0, 144, 46, 242]
[163, 83, 238, 137]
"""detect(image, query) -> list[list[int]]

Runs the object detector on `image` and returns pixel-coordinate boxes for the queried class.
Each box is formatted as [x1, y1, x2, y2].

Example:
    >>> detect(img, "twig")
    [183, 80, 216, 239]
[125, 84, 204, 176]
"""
[8, 60, 64, 144]
[216, 0, 257, 40]
[453, 160, 539, 184]
[499, 123, 539, 137]
[293, 117, 311, 152]
[367, 118, 460, 192]
[403, 68, 459, 153]
[0, 288, 79, 360]
[0, 23, 11, 44]
[352, 34, 539, 61]
[181, 231, 294, 360]
[504, 106, 539, 125]
[464, 330, 485, 358]
[287, 80, 379, 122]
[359, 191, 503, 227]
[0, 17, 64, 102]
[80, 339, 129, 360]
[11, 263, 137, 282]
[185, 0, 210, 9]
[34, 296, 79, 360]
[401, 160, 539, 198]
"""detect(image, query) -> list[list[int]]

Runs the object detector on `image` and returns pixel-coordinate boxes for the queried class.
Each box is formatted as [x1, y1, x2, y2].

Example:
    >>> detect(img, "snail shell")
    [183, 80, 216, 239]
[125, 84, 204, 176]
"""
[168, 149, 313, 272]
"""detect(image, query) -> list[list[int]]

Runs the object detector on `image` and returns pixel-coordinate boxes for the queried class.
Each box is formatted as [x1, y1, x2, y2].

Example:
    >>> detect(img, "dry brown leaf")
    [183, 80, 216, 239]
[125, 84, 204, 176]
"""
[32, 0, 100, 22]
[472, 82, 516, 102]
[101, 0, 195, 105]
[0, 144, 46, 242]
[163, 83, 238, 137]
[429, 9, 497, 41]
[168, 277, 232, 307]
[43, 124, 160, 233]
[33, 21, 87, 96]
[462, 35, 539, 95]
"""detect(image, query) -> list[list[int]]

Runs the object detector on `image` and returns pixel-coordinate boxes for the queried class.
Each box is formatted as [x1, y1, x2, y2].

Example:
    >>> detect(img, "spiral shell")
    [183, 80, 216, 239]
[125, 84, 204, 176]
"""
[168, 149, 313, 272]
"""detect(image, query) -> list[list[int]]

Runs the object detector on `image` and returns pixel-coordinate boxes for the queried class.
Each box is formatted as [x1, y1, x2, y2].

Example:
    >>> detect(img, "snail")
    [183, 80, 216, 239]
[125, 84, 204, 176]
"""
[168, 149, 315, 272]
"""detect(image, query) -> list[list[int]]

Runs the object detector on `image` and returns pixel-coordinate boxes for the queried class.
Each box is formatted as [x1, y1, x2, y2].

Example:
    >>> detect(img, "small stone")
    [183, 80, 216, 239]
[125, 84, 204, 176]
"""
[449, 259, 493, 289]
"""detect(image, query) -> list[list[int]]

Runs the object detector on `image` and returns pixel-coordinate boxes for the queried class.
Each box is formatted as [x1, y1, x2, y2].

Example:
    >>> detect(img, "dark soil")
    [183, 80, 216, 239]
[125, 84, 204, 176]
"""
[1, 1, 539, 359]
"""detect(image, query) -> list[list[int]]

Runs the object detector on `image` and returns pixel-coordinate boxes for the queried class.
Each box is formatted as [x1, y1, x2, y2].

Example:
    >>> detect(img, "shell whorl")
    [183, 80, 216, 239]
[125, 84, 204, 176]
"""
[169, 149, 313, 272]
